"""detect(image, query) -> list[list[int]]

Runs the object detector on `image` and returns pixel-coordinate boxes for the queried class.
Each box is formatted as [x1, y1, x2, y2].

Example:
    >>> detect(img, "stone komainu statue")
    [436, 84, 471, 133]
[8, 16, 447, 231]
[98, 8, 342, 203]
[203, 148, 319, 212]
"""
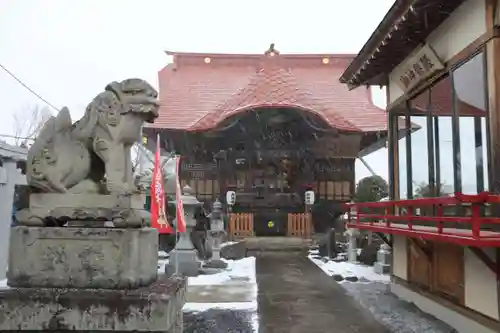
[27, 78, 159, 195]
[16, 78, 159, 228]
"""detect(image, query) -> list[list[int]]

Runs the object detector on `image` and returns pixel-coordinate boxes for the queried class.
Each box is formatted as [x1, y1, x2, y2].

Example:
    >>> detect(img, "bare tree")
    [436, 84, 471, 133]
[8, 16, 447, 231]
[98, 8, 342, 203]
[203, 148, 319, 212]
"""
[12, 105, 53, 146]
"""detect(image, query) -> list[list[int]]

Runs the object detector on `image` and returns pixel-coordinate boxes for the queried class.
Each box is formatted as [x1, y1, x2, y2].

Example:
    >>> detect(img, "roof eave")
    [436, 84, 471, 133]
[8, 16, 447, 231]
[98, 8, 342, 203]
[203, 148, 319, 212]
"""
[340, 0, 411, 84]
[341, 0, 467, 86]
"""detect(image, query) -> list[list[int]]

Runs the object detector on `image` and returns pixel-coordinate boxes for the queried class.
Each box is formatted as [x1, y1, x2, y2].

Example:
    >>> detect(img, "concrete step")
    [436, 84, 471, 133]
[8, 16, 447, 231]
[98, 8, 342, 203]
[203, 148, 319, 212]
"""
[245, 237, 312, 253]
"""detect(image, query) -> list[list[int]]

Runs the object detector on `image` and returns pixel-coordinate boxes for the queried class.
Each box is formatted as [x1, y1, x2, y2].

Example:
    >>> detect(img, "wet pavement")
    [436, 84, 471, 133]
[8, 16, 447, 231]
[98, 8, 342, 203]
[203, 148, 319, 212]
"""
[256, 252, 390, 333]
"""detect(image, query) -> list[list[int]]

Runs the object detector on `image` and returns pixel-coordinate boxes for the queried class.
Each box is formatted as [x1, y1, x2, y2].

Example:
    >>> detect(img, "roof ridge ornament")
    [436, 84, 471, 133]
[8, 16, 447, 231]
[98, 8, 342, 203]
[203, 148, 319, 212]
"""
[264, 43, 279, 57]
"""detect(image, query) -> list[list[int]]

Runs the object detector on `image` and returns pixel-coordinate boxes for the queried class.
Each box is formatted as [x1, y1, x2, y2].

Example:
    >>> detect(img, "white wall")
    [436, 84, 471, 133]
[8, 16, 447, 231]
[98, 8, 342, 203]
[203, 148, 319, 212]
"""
[388, 0, 487, 104]
[392, 235, 408, 280]
[464, 247, 499, 319]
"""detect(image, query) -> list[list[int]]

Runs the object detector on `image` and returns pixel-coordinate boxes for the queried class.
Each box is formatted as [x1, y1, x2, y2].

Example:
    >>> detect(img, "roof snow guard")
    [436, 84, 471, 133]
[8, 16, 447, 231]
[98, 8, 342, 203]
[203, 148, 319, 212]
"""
[340, 0, 467, 89]
[150, 44, 388, 132]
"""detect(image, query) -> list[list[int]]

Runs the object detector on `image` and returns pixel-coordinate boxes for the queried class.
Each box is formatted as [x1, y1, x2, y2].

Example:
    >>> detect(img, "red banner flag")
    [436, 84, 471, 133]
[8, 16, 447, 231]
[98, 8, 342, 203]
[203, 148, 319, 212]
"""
[150, 136, 173, 234]
[175, 156, 186, 233]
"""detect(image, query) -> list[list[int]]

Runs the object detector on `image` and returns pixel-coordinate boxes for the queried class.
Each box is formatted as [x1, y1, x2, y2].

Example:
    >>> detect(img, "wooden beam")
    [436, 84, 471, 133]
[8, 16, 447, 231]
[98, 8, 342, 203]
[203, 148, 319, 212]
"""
[376, 232, 393, 247]
[408, 237, 432, 261]
[468, 247, 498, 278]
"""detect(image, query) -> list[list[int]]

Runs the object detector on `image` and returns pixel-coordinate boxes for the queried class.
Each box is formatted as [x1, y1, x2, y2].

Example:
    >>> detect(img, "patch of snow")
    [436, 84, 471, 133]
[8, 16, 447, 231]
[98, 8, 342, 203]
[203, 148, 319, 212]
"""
[184, 256, 258, 332]
[183, 301, 257, 312]
[157, 259, 169, 273]
[158, 250, 169, 258]
[221, 241, 237, 248]
[0, 279, 7, 289]
[309, 255, 390, 283]
[188, 257, 256, 286]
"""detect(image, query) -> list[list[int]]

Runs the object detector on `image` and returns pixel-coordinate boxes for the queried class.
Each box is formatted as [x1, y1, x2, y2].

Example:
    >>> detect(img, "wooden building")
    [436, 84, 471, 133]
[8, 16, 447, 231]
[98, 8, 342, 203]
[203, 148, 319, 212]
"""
[341, 0, 500, 332]
[144, 45, 388, 238]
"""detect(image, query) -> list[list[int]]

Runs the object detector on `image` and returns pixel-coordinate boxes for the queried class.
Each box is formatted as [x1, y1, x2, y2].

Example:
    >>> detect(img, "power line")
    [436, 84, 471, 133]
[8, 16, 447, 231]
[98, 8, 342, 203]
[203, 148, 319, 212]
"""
[0, 62, 60, 112]
[0, 134, 34, 141]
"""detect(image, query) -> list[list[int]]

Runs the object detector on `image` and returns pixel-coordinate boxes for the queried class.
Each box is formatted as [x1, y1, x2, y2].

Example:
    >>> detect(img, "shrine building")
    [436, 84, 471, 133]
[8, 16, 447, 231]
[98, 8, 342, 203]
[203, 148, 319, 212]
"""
[143, 45, 389, 238]
[341, 0, 500, 332]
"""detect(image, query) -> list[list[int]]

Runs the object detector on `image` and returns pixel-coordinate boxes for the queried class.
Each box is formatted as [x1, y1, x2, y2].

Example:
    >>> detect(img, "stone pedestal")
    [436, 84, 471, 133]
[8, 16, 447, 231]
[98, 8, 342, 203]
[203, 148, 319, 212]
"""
[166, 186, 201, 277]
[16, 193, 149, 228]
[0, 275, 186, 332]
[7, 226, 158, 289]
[2, 226, 186, 332]
[374, 243, 392, 274]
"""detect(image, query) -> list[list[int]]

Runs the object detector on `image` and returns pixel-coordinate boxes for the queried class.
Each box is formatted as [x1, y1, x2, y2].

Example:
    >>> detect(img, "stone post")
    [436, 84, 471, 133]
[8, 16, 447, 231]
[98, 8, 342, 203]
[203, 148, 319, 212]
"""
[0, 160, 25, 280]
[204, 199, 228, 269]
[346, 227, 359, 263]
[167, 185, 201, 277]
[374, 243, 392, 274]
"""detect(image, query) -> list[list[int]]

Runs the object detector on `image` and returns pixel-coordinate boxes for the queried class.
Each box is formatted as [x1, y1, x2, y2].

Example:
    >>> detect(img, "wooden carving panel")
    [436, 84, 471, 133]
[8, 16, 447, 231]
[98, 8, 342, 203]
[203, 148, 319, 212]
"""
[408, 239, 432, 289]
[433, 243, 464, 304]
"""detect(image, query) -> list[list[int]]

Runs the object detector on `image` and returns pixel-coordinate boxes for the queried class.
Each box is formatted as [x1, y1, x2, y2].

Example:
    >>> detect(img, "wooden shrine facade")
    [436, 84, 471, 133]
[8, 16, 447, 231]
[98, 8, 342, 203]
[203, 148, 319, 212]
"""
[146, 47, 391, 237]
[144, 106, 370, 237]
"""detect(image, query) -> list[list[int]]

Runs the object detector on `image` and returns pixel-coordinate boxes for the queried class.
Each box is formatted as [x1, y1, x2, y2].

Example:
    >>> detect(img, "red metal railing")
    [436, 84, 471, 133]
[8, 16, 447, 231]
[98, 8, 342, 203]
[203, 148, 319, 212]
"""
[343, 192, 500, 247]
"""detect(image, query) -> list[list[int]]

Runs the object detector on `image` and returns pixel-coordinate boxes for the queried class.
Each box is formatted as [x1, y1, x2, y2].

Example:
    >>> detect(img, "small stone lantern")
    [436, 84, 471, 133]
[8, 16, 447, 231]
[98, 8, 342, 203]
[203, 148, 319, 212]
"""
[166, 185, 201, 277]
[204, 199, 228, 269]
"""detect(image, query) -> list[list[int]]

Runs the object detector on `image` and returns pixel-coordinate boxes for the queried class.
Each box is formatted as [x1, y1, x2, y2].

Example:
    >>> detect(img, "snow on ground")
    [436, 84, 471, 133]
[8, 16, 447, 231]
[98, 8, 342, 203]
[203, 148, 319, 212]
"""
[309, 253, 390, 284]
[187, 257, 256, 286]
[183, 256, 259, 333]
[221, 241, 237, 248]
[0, 279, 6, 288]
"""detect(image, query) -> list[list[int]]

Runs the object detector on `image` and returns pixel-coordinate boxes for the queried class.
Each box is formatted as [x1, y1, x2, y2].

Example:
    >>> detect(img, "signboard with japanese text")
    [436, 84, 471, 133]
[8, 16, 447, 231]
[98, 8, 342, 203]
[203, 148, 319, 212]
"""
[394, 44, 444, 92]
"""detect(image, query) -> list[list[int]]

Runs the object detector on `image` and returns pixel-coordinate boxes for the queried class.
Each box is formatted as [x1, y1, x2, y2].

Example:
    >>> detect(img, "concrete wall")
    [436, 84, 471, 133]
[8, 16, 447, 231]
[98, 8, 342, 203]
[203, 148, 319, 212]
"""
[464, 247, 499, 319]
[392, 235, 407, 280]
[388, 0, 487, 104]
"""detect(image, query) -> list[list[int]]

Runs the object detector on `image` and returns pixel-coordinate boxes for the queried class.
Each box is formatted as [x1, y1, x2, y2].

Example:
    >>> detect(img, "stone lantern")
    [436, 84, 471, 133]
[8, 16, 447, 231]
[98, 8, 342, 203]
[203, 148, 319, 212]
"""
[204, 199, 228, 269]
[166, 185, 201, 277]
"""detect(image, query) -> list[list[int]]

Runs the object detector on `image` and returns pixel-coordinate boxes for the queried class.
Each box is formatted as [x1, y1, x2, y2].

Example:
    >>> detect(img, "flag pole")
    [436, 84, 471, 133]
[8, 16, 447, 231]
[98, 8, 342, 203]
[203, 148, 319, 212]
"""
[175, 154, 180, 276]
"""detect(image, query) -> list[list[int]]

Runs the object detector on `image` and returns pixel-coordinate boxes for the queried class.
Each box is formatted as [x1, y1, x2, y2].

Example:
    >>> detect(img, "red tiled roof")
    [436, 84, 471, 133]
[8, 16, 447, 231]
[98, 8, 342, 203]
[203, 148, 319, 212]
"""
[150, 49, 388, 132]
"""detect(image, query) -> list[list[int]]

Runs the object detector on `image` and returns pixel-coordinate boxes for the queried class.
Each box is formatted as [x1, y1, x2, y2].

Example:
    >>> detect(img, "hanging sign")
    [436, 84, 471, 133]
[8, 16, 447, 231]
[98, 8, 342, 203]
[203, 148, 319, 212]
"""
[394, 44, 444, 92]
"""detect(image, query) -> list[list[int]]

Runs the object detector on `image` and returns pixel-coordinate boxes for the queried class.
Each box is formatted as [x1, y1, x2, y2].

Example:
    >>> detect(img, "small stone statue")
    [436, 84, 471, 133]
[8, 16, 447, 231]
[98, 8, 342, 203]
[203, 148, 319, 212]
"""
[16, 78, 159, 228]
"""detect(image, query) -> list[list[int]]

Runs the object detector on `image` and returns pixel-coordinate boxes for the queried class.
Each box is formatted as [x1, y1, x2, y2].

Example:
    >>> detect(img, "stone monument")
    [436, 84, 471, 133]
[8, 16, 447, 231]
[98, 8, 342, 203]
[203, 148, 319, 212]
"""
[204, 199, 228, 269]
[167, 185, 201, 277]
[0, 78, 186, 332]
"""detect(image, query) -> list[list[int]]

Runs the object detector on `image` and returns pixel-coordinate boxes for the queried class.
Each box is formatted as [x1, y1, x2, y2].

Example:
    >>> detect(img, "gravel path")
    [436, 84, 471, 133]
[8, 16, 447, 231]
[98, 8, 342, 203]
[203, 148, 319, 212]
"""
[342, 282, 457, 333]
[183, 309, 256, 333]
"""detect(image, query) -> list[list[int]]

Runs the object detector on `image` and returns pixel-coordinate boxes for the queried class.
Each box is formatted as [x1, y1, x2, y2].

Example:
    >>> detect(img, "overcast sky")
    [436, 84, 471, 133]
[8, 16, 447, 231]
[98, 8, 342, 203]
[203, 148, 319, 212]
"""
[0, 0, 395, 181]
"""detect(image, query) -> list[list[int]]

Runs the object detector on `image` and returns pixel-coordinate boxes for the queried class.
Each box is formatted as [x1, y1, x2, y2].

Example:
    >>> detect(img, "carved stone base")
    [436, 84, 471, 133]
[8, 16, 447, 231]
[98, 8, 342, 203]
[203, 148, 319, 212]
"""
[203, 259, 228, 269]
[166, 249, 200, 277]
[7, 226, 158, 289]
[16, 193, 149, 228]
[0, 275, 186, 332]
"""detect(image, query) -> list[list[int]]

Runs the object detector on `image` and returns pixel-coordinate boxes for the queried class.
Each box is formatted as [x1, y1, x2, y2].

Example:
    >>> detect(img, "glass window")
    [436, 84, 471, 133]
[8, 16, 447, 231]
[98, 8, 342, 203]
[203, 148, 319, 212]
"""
[452, 53, 488, 193]
[430, 76, 454, 196]
[409, 90, 430, 198]
[397, 114, 408, 199]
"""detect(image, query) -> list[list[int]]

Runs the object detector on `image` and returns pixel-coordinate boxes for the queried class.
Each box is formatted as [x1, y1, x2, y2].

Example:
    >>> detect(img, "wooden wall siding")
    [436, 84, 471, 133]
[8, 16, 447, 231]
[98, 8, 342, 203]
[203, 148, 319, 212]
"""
[408, 240, 465, 305]
[313, 181, 351, 200]
[287, 213, 312, 237]
[433, 242, 465, 303]
[180, 179, 220, 201]
[228, 213, 254, 239]
[408, 239, 433, 289]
